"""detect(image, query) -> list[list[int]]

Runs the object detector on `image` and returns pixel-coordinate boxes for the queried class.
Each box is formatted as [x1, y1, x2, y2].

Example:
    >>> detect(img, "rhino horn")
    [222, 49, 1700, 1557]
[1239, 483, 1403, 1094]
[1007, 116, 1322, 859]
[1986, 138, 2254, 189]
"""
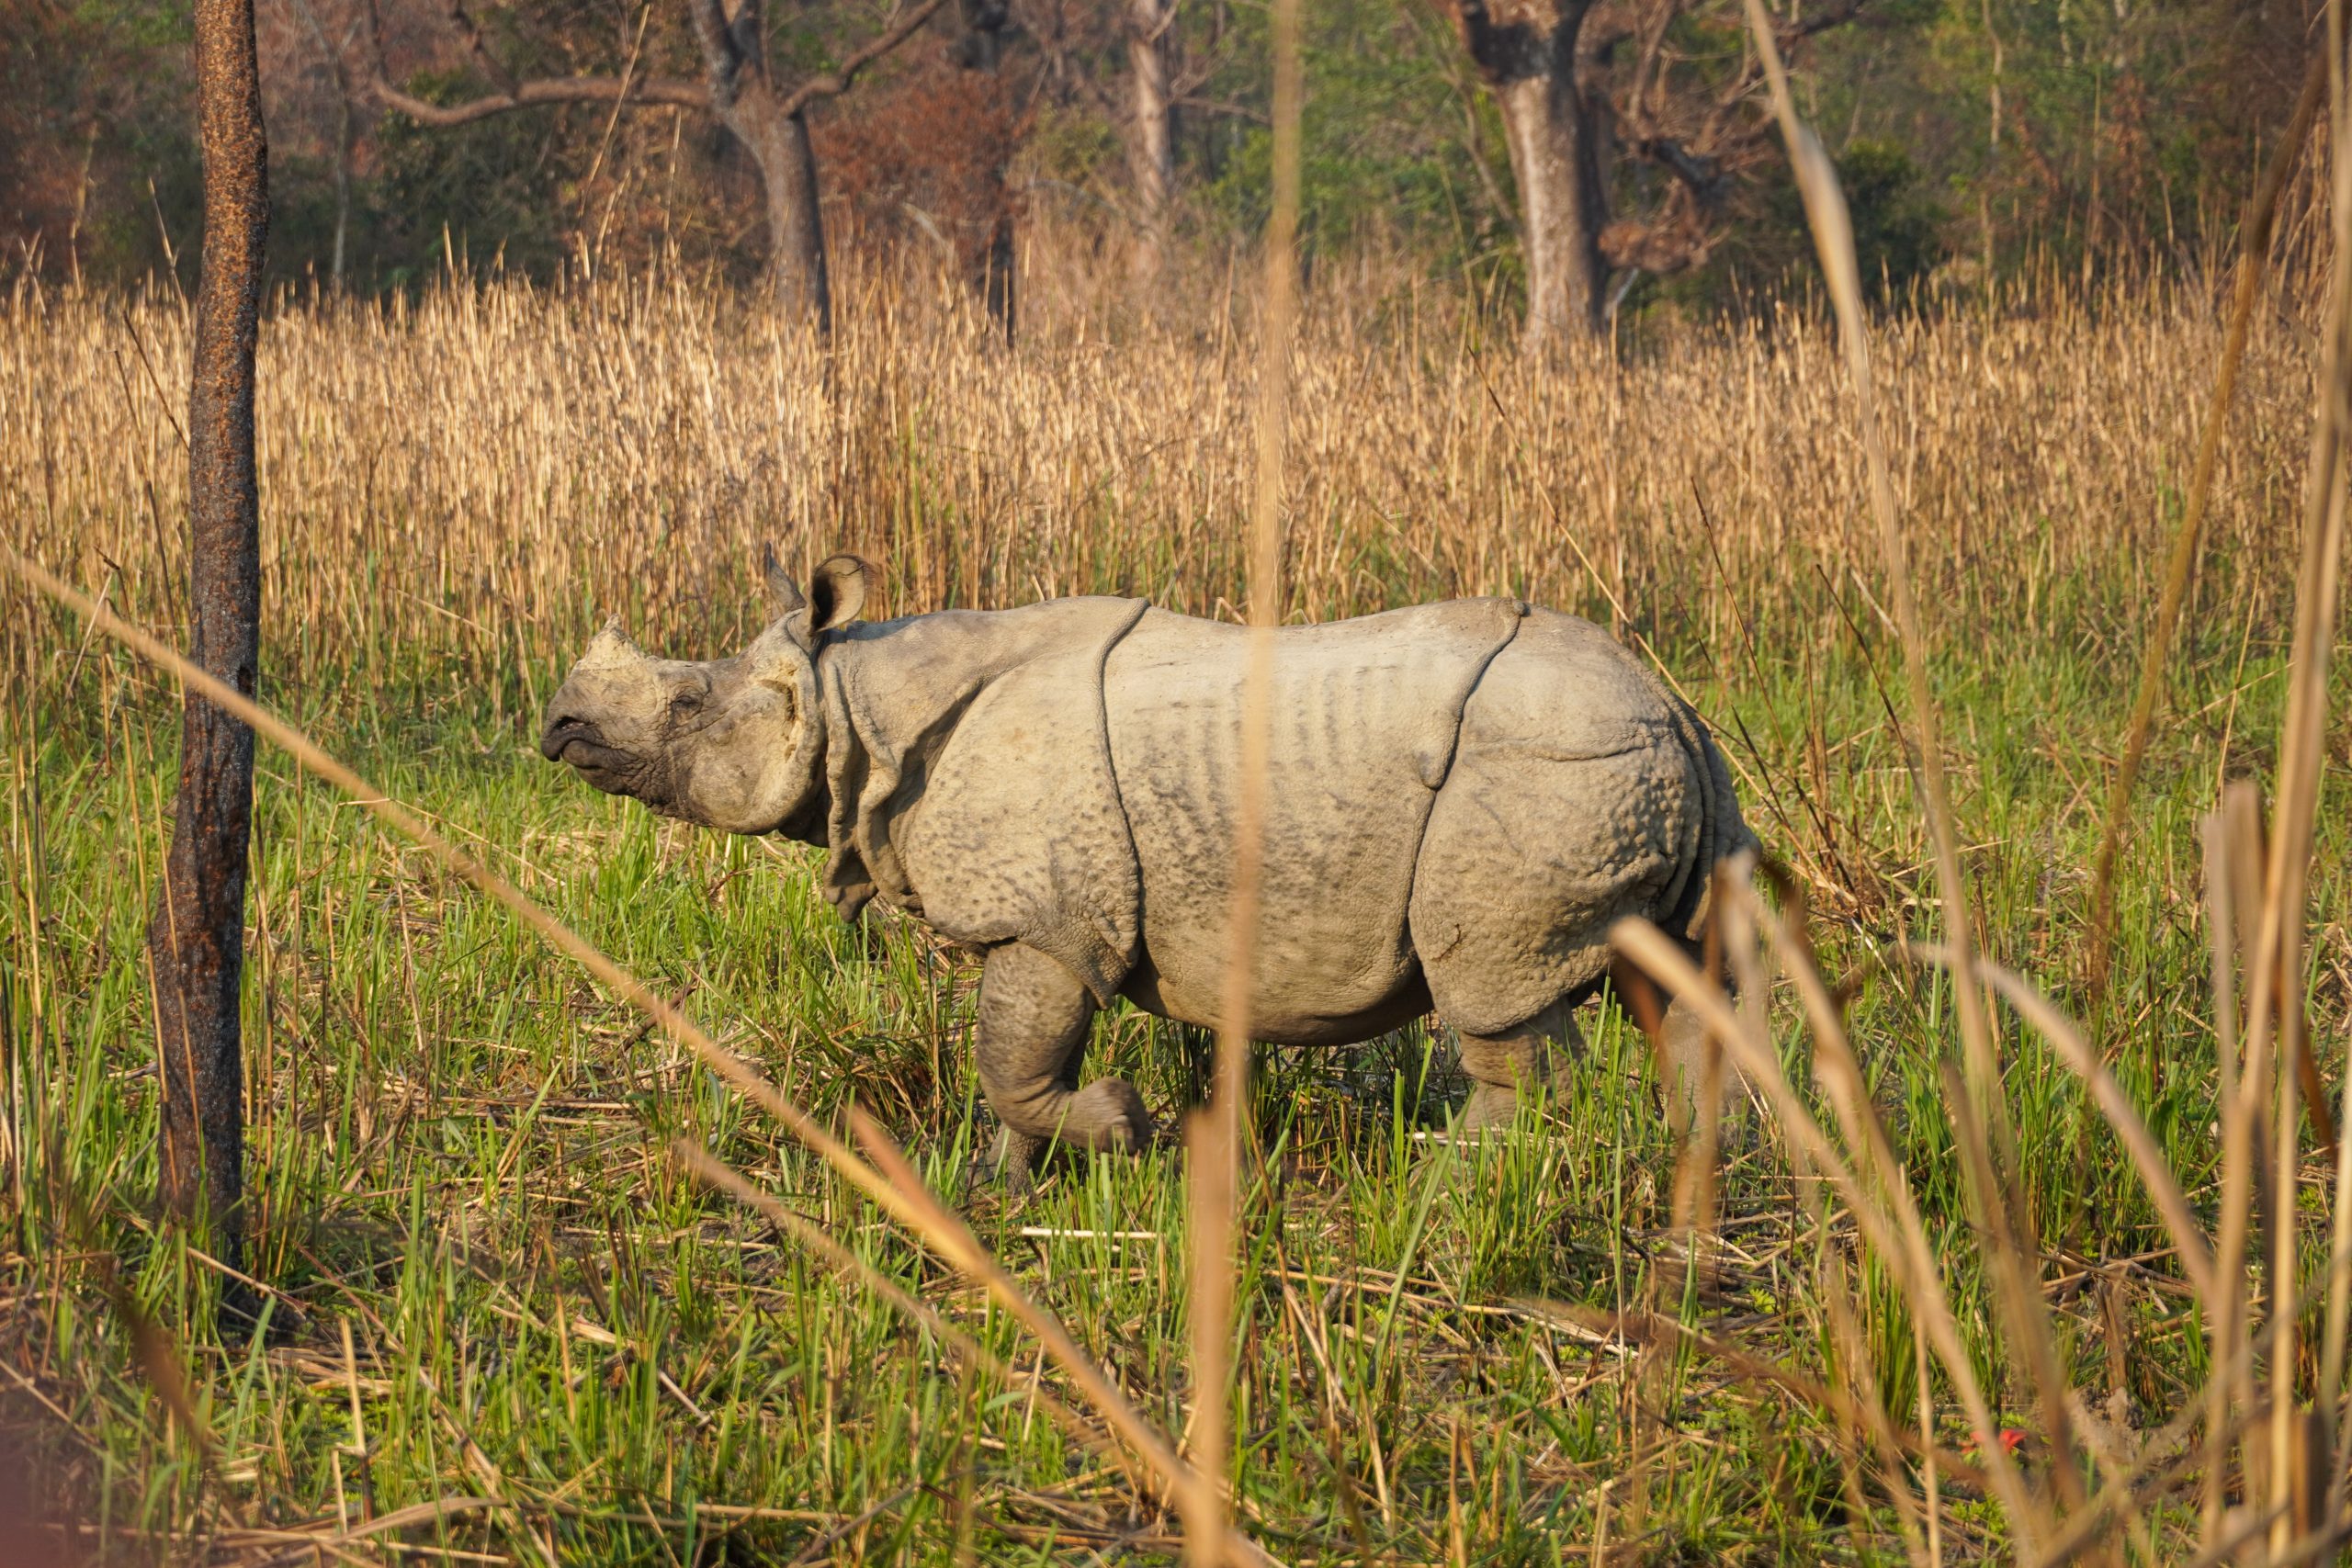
[575, 615, 648, 671]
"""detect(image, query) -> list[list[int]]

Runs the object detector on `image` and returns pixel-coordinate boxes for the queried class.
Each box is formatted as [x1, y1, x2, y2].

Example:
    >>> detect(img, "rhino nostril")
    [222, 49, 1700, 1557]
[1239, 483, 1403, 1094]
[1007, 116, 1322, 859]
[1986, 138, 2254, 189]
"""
[538, 714, 601, 761]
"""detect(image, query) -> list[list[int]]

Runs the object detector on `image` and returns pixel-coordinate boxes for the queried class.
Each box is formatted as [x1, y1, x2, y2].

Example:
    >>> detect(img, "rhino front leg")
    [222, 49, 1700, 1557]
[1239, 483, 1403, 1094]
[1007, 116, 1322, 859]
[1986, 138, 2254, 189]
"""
[975, 942, 1151, 1190]
[1453, 998, 1582, 1132]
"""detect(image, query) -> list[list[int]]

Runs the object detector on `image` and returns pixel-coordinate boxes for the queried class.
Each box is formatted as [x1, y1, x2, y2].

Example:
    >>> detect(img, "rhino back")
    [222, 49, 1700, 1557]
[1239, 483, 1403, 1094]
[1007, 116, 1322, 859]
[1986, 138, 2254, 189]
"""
[1103, 599, 1523, 1041]
[1410, 609, 1713, 1035]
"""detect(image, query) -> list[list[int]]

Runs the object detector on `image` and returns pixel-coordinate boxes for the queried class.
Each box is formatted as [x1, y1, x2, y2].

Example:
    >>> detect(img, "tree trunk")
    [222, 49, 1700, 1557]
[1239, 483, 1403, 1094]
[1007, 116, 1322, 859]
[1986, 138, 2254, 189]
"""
[156, 0, 267, 1282]
[728, 87, 831, 333]
[1126, 0, 1176, 279]
[1447, 0, 1611, 352]
[330, 98, 352, 286]
[288, 0, 352, 287]
[1496, 62, 1608, 350]
[982, 213, 1015, 342]
[958, 0, 1018, 341]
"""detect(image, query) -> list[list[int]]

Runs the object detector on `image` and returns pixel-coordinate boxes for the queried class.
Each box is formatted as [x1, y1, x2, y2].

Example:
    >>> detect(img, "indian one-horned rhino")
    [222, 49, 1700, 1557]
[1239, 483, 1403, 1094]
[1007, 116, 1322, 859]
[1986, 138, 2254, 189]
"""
[538, 553, 1758, 1181]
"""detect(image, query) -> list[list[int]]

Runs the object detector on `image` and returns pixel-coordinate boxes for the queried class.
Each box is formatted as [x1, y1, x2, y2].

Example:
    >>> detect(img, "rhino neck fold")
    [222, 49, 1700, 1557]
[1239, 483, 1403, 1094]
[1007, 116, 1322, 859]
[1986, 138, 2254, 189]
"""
[810, 599, 1152, 1002]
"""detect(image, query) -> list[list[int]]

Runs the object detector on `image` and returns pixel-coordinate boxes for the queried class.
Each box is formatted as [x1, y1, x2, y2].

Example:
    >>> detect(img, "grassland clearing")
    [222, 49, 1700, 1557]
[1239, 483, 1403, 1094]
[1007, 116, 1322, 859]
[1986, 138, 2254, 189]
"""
[4, 252, 2349, 1562]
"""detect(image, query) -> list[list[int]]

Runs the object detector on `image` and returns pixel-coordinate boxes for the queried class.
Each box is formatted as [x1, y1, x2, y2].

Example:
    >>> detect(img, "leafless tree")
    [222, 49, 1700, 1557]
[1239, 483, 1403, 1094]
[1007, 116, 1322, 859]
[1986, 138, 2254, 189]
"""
[1436, 0, 1863, 351]
[368, 0, 948, 331]
[157, 0, 268, 1291]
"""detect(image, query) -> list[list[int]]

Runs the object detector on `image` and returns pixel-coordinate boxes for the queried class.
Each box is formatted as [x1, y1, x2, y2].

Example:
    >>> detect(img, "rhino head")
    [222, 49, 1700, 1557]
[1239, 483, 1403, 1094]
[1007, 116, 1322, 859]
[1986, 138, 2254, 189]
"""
[537, 551, 869, 834]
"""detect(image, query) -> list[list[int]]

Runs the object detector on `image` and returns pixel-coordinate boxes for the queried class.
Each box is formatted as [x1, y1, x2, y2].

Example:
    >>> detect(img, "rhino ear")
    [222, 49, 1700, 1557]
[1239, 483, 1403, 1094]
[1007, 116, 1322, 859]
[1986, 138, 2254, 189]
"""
[763, 544, 806, 620]
[805, 555, 869, 636]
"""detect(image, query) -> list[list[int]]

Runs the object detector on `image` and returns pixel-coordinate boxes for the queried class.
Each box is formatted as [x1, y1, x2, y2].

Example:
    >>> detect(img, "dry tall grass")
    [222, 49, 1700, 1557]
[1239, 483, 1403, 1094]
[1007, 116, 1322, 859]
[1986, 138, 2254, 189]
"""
[1, 237, 2317, 696]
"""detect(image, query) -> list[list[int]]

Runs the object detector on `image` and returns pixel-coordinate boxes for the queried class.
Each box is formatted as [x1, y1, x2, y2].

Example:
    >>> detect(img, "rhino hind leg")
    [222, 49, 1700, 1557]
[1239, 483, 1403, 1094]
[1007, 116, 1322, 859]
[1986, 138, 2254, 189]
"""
[1652, 992, 1751, 1145]
[1453, 998, 1583, 1132]
[976, 942, 1150, 1190]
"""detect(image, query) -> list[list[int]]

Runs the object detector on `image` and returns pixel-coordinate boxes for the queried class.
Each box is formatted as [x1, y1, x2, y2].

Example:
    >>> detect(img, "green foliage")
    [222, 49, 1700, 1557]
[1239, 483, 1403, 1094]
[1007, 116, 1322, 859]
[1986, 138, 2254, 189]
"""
[1195, 0, 1512, 276]
[0, 0, 2318, 309]
[1651, 136, 1947, 315]
[1837, 139, 1948, 299]
[372, 77, 580, 288]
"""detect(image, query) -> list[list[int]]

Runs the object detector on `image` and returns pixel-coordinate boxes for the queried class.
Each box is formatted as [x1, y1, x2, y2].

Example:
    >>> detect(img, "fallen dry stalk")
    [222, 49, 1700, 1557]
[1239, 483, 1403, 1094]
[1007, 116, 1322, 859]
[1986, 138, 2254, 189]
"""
[1611, 908, 2042, 1533]
[670, 1138, 1167, 1506]
[2, 544, 1265, 1567]
[844, 1107, 1263, 1563]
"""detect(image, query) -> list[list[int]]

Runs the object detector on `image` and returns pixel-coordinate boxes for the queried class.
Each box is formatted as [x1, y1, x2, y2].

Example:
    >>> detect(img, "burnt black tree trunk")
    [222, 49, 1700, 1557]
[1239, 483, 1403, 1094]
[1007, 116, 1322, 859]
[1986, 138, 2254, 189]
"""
[154, 0, 267, 1275]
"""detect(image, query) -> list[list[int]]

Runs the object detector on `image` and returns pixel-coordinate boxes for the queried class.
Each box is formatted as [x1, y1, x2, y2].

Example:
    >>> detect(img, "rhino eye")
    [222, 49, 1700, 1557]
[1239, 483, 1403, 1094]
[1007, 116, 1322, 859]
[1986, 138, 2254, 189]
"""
[668, 685, 707, 718]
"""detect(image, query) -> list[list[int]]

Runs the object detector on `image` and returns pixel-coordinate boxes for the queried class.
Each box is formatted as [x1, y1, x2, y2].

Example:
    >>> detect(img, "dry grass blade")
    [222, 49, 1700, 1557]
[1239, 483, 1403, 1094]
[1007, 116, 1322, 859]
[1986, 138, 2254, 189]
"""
[2040, 1228, 2352, 1566]
[1188, 0, 1301, 1561]
[2, 545, 1265, 1565]
[1734, 0, 2081, 1534]
[1611, 909, 2043, 1536]
[2080, 50, 2329, 1012]
[845, 1107, 1272, 1567]
[2201, 792, 2256, 1541]
[2251, 13, 2352, 1545]
[1754, 882, 1958, 1555]
[1732, 0, 2008, 1183]
[670, 1138, 1168, 1511]
[1928, 951, 2218, 1307]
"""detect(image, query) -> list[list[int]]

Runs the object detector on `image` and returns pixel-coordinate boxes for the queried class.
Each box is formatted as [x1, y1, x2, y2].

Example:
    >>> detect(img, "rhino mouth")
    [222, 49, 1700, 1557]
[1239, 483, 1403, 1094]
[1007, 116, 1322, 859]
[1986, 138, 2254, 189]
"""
[539, 717, 663, 802]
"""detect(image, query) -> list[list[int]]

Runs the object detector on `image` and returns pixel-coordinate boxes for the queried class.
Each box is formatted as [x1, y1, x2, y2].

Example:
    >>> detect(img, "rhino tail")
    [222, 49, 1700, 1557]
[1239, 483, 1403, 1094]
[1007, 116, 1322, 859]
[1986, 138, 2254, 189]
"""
[1668, 699, 1758, 949]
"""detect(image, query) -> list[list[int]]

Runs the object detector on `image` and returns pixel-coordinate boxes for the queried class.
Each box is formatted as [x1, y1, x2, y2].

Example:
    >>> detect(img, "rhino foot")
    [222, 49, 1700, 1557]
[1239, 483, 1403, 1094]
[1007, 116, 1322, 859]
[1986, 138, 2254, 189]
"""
[991, 1078, 1152, 1195]
[1452, 1002, 1579, 1134]
[1069, 1077, 1152, 1152]
[1460, 1082, 1525, 1133]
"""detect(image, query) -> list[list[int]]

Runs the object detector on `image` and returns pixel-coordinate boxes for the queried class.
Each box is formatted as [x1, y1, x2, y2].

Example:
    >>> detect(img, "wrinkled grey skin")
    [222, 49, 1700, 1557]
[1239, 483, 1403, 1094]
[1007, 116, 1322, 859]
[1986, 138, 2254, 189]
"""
[541, 553, 1757, 1185]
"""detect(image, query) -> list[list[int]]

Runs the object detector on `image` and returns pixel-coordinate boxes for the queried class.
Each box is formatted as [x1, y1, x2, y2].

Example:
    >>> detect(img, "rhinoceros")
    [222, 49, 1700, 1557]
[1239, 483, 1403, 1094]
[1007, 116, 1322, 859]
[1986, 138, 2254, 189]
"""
[538, 553, 1756, 1180]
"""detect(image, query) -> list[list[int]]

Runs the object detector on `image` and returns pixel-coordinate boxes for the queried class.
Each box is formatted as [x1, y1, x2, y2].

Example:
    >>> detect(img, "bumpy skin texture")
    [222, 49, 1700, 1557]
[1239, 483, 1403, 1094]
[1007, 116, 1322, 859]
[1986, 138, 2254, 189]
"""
[541, 560, 1758, 1181]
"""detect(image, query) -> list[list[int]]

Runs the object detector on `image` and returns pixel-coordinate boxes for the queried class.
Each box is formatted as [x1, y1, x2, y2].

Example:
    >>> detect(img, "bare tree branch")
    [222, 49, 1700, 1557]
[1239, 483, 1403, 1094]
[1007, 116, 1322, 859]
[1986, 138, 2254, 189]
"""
[371, 72, 710, 126]
[1172, 93, 1265, 124]
[777, 0, 953, 117]
[1782, 0, 1863, 44]
[365, 0, 709, 124]
[1632, 133, 1722, 197]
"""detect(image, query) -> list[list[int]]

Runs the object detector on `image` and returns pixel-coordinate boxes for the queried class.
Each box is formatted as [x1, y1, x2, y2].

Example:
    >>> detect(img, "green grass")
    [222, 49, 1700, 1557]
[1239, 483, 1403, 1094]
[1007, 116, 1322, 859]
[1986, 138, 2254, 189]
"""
[3, 559, 2346, 1564]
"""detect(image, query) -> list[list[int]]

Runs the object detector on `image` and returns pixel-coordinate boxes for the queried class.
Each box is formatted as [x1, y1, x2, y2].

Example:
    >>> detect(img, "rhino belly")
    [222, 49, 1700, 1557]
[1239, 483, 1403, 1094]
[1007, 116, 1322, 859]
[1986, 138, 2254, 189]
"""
[1116, 948, 1436, 1045]
[1104, 602, 1521, 1043]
